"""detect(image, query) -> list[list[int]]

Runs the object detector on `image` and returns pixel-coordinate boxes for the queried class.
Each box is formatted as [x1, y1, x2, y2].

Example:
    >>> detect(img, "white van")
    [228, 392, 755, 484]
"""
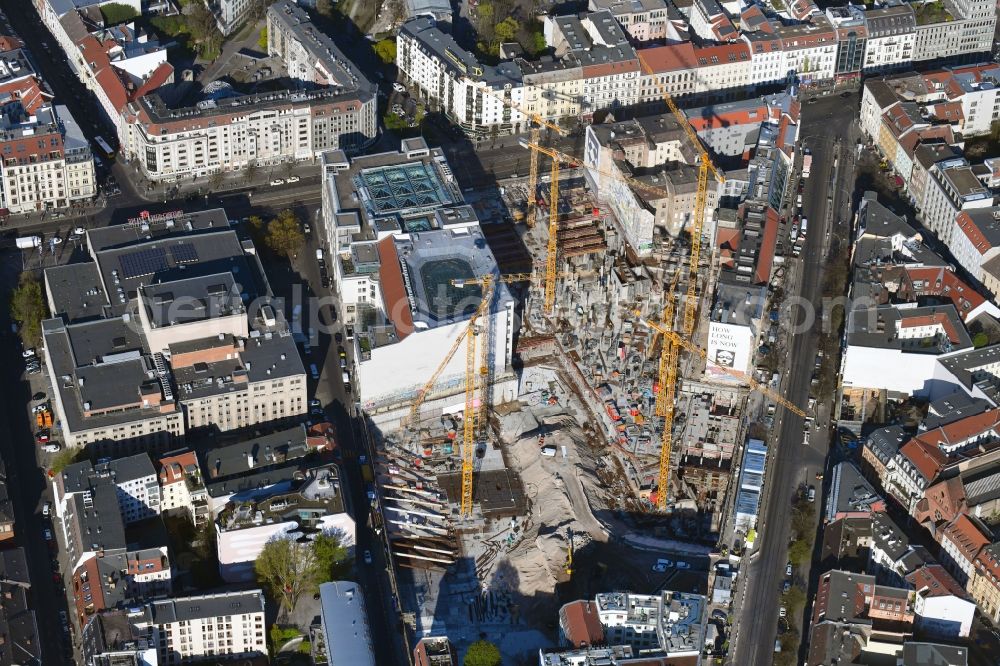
[310, 364, 320, 379]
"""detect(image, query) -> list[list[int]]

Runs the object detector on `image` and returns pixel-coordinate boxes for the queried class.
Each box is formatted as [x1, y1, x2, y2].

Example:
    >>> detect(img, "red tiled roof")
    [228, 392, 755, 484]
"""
[693, 41, 750, 68]
[717, 227, 740, 252]
[911, 407, 1000, 453]
[755, 208, 779, 284]
[899, 437, 947, 481]
[0, 37, 22, 51]
[376, 237, 414, 341]
[0, 77, 49, 114]
[929, 101, 964, 124]
[158, 450, 198, 485]
[638, 43, 698, 75]
[955, 211, 1000, 255]
[939, 514, 990, 565]
[559, 600, 605, 647]
[902, 266, 986, 318]
[897, 312, 963, 344]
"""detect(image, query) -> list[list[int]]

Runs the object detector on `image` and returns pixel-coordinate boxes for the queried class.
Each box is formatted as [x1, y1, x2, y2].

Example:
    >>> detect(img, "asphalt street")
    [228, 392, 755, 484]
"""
[0, 253, 73, 664]
[730, 91, 860, 666]
[271, 224, 408, 665]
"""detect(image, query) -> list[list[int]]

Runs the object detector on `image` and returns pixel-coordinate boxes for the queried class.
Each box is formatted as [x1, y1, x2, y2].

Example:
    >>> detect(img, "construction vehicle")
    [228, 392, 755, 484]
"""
[564, 528, 574, 576]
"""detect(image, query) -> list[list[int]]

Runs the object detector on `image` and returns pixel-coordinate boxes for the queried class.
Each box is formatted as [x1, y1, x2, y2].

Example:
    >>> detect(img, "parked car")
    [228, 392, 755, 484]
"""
[786, 562, 793, 577]
[309, 398, 321, 408]
[32, 392, 46, 401]
[779, 606, 787, 618]
[651, 558, 673, 572]
[287, 175, 300, 183]
[35, 431, 50, 443]
[675, 561, 691, 569]
[270, 179, 285, 186]
[43, 528, 53, 541]
[782, 580, 791, 593]
[42, 443, 61, 453]
[393, 83, 406, 92]
[808, 485, 816, 502]
[42, 502, 51, 517]
[364, 549, 373, 564]
[335, 332, 343, 343]
[22, 348, 35, 358]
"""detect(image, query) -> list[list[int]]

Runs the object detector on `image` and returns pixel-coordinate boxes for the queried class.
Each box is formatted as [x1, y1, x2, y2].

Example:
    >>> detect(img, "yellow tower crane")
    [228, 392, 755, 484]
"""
[638, 54, 726, 339]
[448, 271, 559, 515]
[638, 313, 806, 418]
[653, 274, 680, 509]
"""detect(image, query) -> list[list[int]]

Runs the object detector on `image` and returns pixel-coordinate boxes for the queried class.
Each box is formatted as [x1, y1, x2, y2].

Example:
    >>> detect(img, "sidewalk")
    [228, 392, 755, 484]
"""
[124, 157, 324, 203]
[0, 202, 107, 232]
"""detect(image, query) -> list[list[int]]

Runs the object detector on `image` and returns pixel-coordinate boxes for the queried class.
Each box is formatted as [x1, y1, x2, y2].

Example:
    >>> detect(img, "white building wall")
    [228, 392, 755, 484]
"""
[112, 51, 168, 81]
[863, 33, 915, 72]
[357, 301, 515, 409]
[914, 594, 975, 638]
[961, 86, 1000, 137]
[840, 345, 962, 399]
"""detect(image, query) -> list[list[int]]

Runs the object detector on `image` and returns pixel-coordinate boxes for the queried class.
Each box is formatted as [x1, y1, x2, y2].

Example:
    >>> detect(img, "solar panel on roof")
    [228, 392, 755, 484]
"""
[169, 243, 199, 264]
[119, 247, 168, 279]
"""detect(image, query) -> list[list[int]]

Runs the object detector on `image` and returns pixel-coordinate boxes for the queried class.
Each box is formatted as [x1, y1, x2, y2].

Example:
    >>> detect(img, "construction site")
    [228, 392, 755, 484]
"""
[348, 89, 803, 663]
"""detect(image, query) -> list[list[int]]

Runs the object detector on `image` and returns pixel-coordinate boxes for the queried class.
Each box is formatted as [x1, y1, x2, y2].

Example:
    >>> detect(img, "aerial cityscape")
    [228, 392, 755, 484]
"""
[0, 0, 994, 663]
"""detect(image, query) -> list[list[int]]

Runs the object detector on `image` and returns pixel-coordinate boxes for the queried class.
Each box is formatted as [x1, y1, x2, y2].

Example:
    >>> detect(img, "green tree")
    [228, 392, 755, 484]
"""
[974, 331, 990, 348]
[100, 2, 140, 24]
[255, 537, 321, 613]
[494, 17, 519, 45]
[374, 38, 397, 64]
[265, 209, 305, 256]
[316, 0, 336, 18]
[313, 531, 351, 581]
[788, 538, 811, 566]
[10, 273, 47, 347]
[49, 447, 83, 474]
[463, 640, 501, 666]
[782, 584, 806, 614]
[257, 27, 268, 50]
[245, 160, 259, 183]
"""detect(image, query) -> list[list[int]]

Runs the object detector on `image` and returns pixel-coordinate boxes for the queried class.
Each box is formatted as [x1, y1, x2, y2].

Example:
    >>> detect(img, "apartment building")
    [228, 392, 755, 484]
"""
[920, 161, 994, 242]
[314, 582, 376, 666]
[136, 590, 266, 663]
[215, 466, 353, 582]
[121, 2, 376, 183]
[970, 543, 1000, 623]
[398, 18, 524, 137]
[208, 0, 256, 35]
[40, 209, 306, 453]
[936, 514, 991, 586]
[862, 5, 915, 72]
[201, 423, 332, 510]
[157, 449, 209, 526]
[775, 20, 838, 85]
[82, 610, 158, 666]
[588, 0, 672, 43]
[911, 0, 995, 62]
[0, 102, 96, 214]
[949, 207, 1000, 285]
[594, 590, 706, 658]
[55, 454, 161, 528]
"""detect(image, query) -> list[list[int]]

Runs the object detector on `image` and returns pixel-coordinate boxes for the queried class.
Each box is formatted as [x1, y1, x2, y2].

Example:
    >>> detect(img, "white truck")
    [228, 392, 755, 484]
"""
[802, 151, 812, 178]
[15, 236, 40, 249]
